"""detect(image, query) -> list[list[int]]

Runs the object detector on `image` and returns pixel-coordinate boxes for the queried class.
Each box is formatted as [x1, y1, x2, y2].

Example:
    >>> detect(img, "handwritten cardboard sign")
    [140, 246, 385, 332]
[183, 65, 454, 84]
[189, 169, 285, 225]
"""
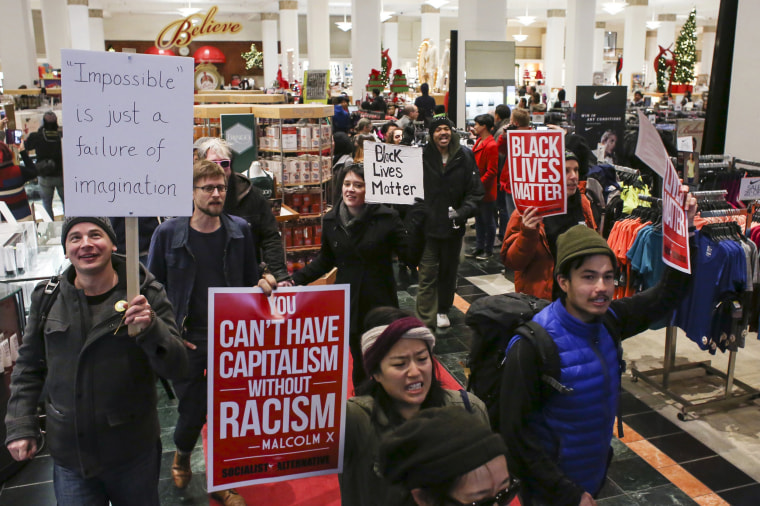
[507, 130, 566, 217]
[62, 49, 194, 217]
[363, 141, 424, 205]
[303, 70, 330, 104]
[207, 285, 350, 491]
[635, 110, 690, 274]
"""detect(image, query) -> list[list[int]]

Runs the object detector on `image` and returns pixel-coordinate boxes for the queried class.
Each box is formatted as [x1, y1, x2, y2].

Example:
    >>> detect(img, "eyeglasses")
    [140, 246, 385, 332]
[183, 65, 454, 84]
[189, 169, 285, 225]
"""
[446, 478, 521, 506]
[194, 184, 228, 194]
[213, 159, 232, 169]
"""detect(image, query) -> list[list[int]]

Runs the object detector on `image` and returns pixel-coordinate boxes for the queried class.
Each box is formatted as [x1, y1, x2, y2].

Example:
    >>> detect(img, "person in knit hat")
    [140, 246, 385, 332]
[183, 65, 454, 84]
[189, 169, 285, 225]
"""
[339, 307, 489, 506]
[499, 190, 698, 506]
[6, 215, 187, 506]
[417, 117, 484, 330]
[0, 141, 36, 221]
[379, 406, 519, 506]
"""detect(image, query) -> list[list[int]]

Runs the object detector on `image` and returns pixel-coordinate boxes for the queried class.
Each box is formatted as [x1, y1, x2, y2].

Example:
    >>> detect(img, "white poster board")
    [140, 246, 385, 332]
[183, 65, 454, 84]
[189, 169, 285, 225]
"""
[739, 177, 760, 201]
[362, 141, 424, 205]
[62, 49, 194, 217]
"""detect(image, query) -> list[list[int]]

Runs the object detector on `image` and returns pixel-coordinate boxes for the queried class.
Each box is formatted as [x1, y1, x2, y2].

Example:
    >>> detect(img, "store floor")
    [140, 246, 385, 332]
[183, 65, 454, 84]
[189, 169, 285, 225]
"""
[2, 225, 760, 505]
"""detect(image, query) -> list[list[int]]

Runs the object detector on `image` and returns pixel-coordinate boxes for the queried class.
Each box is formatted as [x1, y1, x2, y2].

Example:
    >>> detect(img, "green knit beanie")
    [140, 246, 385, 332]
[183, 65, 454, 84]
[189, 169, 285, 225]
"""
[554, 224, 616, 276]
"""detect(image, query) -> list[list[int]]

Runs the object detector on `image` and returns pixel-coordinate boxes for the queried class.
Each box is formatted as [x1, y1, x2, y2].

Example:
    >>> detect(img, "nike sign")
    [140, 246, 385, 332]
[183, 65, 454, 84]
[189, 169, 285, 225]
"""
[593, 92, 611, 100]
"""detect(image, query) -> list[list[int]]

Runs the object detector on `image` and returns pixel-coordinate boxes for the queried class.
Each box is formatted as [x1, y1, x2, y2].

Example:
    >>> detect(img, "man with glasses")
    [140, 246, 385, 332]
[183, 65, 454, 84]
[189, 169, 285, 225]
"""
[379, 406, 520, 506]
[197, 137, 292, 285]
[147, 160, 277, 506]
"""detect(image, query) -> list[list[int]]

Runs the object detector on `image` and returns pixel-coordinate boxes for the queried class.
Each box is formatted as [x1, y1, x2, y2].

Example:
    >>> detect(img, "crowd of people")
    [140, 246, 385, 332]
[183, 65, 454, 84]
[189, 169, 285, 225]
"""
[2, 88, 699, 506]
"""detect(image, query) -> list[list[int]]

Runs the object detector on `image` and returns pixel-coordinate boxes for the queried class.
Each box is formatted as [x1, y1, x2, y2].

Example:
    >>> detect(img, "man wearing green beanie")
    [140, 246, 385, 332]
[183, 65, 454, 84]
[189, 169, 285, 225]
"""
[499, 189, 697, 506]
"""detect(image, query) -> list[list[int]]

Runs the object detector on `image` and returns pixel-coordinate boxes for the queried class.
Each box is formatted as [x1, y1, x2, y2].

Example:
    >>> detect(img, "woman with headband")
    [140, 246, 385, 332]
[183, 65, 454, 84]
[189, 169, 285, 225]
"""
[339, 307, 489, 506]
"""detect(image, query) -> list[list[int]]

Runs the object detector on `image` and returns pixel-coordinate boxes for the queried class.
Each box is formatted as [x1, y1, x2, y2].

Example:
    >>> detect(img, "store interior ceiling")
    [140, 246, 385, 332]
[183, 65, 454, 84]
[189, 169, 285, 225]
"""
[64, 1, 721, 26]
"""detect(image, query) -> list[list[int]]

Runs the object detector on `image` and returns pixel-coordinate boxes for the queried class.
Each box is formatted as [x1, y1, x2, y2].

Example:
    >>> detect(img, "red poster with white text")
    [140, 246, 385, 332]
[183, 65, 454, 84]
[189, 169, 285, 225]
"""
[207, 285, 350, 491]
[507, 130, 566, 217]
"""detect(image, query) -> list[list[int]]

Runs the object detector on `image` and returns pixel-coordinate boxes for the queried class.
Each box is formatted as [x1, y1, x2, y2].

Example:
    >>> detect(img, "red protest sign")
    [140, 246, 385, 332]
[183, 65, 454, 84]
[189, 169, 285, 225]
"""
[207, 285, 350, 491]
[635, 110, 690, 273]
[507, 130, 566, 217]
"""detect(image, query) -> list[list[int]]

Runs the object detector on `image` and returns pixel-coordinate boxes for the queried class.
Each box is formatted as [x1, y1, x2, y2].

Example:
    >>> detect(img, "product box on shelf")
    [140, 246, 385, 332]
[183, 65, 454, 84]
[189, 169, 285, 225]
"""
[282, 126, 298, 150]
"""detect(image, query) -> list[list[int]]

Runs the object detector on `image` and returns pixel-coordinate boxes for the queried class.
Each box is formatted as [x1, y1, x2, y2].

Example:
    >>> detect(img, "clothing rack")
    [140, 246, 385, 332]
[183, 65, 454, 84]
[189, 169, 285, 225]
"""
[613, 164, 639, 176]
[637, 194, 661, 204]
[698, 208, 747, 218]
[699, 161, 732, 170]
[734, 158, 760, 168]
[700, 154, 732, 162]
[631, 186, 760, 419]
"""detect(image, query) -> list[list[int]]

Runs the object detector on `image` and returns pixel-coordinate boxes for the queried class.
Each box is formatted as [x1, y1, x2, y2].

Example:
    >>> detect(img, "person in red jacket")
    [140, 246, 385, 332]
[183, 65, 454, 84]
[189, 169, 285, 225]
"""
[497, 108, 533, 226]
[500, 150, 596, 300]
[466, 114, 499, 260]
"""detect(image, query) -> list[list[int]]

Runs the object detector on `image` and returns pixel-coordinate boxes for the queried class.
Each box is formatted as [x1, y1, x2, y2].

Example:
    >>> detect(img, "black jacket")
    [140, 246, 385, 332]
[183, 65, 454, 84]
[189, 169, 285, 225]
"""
[224, 172, 289, 281]
[25, 127, 63, 176]
[422, 132, 484, 239]
[5, 257, 187, 477]
[292, 204, 411, 334]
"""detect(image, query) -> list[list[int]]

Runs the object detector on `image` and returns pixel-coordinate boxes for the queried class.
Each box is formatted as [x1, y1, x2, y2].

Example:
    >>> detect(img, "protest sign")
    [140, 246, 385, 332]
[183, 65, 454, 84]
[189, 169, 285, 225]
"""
[62, 49, 194, 217]
[739, 177, 760, 201]
[507, 130, 566, 217]
[363, 141, 424, 205]
[635, 110, 691, 273]
[207, 285, 350, 491]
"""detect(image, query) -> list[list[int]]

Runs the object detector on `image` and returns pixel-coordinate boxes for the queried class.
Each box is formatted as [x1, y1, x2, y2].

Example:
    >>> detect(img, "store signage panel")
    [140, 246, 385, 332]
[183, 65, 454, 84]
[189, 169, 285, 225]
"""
[61, 49, 194, 217]
[207, 286, 350, 491]
[363, 141, 424, 205]
[156, 6, 242, 50]
[507, 130, 567, 218]
[303, 70, 330, 104]
[575, 86, 627, 165]
[221, 114, 257, 175]
[635, 111, 691, 274]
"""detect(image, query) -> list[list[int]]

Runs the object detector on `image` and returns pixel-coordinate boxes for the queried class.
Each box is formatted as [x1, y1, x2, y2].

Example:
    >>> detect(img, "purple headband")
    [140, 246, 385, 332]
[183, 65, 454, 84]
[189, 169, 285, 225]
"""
[362, 316, 435, 374]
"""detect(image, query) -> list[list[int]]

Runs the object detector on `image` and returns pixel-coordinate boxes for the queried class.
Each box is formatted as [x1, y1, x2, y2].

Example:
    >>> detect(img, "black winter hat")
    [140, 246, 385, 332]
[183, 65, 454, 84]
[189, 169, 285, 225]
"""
[378, 406, 507, 489]
[61, 217, 118, 253]
[428, 117, 453, 139]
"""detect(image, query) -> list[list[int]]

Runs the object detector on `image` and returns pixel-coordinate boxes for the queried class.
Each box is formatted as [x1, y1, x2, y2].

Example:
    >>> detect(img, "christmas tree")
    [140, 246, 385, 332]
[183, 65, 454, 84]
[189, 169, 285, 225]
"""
[674, 8, 697, 84]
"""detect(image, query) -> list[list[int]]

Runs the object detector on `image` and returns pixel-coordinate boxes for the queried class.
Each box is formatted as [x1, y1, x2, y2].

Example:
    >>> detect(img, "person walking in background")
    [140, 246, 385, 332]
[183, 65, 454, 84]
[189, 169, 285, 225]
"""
[417, 118, 483, 330]
[466, 114, 498, 260]
[414, 83, 437, 127]
[25, 110, 63, 219]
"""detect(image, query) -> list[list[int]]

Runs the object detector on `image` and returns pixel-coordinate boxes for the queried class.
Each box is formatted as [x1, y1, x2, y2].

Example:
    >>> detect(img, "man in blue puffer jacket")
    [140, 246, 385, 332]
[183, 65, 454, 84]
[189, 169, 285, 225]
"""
[500, 188, 697, 506]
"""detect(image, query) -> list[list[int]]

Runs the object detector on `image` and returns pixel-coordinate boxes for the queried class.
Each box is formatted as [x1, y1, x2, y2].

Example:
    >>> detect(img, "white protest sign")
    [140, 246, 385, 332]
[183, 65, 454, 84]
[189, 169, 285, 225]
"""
[363, 141, 424, 205]
[62, 49, 194, 217]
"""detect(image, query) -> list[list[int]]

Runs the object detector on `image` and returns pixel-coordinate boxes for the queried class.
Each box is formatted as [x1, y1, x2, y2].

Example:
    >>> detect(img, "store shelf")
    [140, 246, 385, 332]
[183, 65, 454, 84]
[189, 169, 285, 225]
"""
[249, 104, 334, 119]
[287, 244, 322, 252]
[282, 176, 332, 188]
[194, 93, 284, 104]
[193, 104, 253, 118]
[259, 147, 331, 154]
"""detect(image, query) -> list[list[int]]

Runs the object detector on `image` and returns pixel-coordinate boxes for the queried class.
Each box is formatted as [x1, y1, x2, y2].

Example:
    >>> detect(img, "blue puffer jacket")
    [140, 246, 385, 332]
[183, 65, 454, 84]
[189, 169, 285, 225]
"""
[528, 300, 620, 496]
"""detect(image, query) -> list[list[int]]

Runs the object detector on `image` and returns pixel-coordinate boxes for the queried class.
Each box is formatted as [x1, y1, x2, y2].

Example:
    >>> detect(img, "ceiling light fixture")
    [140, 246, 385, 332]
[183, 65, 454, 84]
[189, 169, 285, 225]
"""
[425, 0, 449, 9]
[646, 13, 662, 30]
[178, 1, 201, 17]
[381, 10, 394, 22]
[602, 1, 628, 16]
[516, 7, 536, 27]
[335, 8, 351, 32]
[513, 29, 528, 43]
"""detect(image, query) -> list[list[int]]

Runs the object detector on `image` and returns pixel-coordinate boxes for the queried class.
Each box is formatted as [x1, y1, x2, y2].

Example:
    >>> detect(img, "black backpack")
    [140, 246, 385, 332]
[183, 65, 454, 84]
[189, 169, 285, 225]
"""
[465, 293, 625, 433]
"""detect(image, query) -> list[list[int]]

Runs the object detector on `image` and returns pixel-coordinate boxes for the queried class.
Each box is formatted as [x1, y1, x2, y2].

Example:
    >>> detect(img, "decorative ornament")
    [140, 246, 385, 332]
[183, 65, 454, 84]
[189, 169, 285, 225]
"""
[194, 63, 222, 91]
[390, 69, 409, 93]
[654, 45, 676, 93]
[673, 8, 697, 85]
[275, 66, 289, 90]
[417, 39, 438, 87]
[380, 47, 392, 87]
[241, 44, 264, 70]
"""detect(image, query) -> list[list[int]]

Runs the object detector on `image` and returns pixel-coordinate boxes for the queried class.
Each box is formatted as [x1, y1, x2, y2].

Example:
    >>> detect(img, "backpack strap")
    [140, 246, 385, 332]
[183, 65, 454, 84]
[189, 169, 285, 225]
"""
[513, 320, 574, 395]
[459, 389, 473, 413]
[602, 309, 625, 438]
[38, 275, 61, 325]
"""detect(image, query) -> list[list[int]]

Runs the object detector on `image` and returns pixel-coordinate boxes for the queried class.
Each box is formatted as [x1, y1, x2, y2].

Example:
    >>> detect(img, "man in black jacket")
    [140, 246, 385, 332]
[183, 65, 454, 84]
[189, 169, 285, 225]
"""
[417, 118, 484, 329]
[25, 110, 64, 219]
[198, 138, 292, 284]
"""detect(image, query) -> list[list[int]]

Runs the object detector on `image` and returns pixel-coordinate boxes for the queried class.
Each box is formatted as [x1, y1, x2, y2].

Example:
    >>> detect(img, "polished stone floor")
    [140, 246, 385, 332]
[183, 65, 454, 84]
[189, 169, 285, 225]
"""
[2, 224, 760, 505]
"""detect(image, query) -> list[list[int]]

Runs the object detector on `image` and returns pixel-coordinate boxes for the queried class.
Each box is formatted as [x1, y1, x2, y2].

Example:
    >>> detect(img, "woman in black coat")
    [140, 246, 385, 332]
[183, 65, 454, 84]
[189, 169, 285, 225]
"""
[292, 163, 412, 385]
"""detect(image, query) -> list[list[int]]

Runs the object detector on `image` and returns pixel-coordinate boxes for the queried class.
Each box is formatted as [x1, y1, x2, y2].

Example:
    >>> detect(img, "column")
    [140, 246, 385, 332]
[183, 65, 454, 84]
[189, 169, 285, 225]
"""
[544, 10, 566, 99]
[0, 0, 38, 87]
[593, 22, 605, 73]
[383, 16, 399, 69]
[88, 0, 105, 52]
[41, 0, 71, 69]
[421, 4, 441, 55]
[565, 0, 596, 104]
[279, 0, 299, 84]
[352, 0, 381, 101]
[700, 25, 716, 79]
[456, 0, 507, 125]
[261, 13, 279, 90]
[621, 0, 648, 93]
[656, 14, 676, 54]
[307, 0, 330, 70]
[644, 30, 658, 86]
[68, 0, 90, 50]
[725, 2, 756, 158]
